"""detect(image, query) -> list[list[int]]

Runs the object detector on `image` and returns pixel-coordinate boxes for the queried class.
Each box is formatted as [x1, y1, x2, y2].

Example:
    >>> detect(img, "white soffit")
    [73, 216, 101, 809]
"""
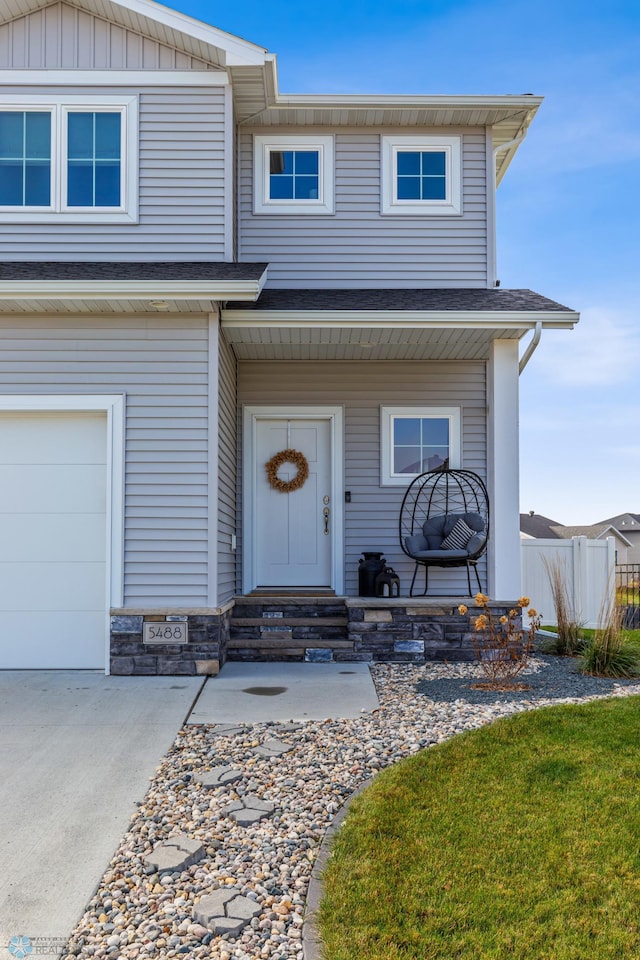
[221, 311, 578, 361]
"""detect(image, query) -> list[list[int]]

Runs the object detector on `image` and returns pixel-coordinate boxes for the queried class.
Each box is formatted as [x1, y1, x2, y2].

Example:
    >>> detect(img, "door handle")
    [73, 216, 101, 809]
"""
[323, 506, 330, 535]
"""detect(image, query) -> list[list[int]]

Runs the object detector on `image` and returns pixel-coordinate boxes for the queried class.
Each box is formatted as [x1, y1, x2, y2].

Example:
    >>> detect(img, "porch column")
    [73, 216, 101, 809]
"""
[486, 339, 521, 598]
[207, 309, 220, 607]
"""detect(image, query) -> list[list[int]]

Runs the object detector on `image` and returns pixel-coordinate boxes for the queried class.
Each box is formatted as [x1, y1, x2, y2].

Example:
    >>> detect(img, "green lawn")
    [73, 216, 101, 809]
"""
[319, 698, 640, 960]
[541, 625, 640, 643]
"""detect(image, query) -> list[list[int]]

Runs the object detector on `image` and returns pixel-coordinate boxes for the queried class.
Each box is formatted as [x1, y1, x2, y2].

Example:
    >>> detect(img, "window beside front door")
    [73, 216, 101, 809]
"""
[381, 406, 461, 484]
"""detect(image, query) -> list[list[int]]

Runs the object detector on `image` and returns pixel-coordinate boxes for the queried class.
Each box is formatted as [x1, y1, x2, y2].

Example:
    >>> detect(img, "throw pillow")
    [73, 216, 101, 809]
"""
[441, 517, 475, 551]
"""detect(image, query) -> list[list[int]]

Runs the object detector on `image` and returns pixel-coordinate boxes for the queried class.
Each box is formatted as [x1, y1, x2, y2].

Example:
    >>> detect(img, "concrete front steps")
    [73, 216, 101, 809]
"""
[228, 595, 354, 662]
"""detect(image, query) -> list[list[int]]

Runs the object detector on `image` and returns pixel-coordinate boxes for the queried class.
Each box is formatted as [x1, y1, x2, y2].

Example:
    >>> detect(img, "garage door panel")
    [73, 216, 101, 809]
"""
[0, 411, 107, 669]
[0, 465, 106, 514]
[0, 514, 106, 562]
[0, 561, 105, 611]
[0, 612, 105, 669]
[0, 413, 107, 464]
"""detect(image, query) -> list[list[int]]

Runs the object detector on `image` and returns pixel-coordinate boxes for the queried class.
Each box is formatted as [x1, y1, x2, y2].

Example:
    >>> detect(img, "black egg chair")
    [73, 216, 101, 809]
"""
[399, 467, 490, 597]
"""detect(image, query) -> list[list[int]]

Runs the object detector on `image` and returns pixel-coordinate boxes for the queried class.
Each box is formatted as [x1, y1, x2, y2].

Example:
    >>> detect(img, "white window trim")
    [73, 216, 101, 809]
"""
[0, 95, 138, 224]
[381, 135, 461, 216]
[253, 134, 334, 215]
[380, 406, 461, 486]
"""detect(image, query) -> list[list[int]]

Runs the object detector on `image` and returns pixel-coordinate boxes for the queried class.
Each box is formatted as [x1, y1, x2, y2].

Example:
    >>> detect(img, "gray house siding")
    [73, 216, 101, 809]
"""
[0, 85, 228, 260]
[217, 328, 237, 604]
[0, 313, 210, 606]
[237, 360, 487, 594]
[0, 3, 215, 69]
[238, 129, 488, 289]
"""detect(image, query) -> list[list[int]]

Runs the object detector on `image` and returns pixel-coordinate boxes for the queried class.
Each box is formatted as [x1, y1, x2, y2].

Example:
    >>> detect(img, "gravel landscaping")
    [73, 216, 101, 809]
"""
[62, 657, 640, 960]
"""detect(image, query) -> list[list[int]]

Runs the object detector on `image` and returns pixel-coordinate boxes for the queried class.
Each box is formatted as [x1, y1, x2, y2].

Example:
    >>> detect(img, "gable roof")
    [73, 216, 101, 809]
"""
[550, 524, 633, 547]
[0, 0, 268, 66]
[0, 0, 541, 184]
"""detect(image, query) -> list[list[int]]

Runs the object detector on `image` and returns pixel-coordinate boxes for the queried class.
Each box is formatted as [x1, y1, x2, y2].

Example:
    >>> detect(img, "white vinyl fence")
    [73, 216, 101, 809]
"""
[521, 537, 616, 629]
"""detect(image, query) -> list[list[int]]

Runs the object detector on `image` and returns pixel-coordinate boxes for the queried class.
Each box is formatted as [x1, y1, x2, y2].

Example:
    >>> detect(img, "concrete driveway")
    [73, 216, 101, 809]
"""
[0, 671, 203, 954]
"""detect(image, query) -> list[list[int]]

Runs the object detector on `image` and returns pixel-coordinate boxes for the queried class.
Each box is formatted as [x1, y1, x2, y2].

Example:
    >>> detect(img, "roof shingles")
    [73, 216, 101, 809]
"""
[226, 288, 574, 312]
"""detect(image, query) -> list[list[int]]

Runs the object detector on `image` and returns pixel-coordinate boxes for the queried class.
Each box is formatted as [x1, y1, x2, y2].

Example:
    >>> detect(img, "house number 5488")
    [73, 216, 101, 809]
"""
[143, 623, 188, 644]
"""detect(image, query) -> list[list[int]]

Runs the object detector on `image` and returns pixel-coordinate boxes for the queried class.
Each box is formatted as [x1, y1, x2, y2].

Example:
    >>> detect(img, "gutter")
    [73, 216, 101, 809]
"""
[518, 320, 542, 374]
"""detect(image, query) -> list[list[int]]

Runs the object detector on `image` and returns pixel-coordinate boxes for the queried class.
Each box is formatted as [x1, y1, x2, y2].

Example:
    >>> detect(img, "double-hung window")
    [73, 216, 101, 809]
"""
[381, 407, 461, 485]
[254, 135, 334, 215]
[381, 135, 461, 216]
[0, 96, 138, 223]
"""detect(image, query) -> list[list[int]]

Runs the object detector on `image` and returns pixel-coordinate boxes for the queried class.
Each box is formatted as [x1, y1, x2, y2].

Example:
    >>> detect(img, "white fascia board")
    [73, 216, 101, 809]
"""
[272, 93, 542, 111]
[598, 526, 633, 547]
[221, 309, 579, 330]
[101, 0, 267, 66]
[0, 273, 268, 302]
[0, 70, 228, 86]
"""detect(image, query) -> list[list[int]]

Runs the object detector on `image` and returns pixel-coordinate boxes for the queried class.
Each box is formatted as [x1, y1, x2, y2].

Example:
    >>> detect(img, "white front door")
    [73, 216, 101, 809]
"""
[254, 417, 333, 588]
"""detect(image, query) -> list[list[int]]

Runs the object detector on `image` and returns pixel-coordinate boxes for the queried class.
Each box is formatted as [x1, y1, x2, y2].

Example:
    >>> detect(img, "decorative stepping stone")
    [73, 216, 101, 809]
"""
[223, 795, 276, 826]
[253, 738, 292, 758]
[143, 834, 204, 874]
[194, 765, 242, 788]
[213, 724, 248, 737]
[193, 889, 262, 937]
[274, 722, 303, 733]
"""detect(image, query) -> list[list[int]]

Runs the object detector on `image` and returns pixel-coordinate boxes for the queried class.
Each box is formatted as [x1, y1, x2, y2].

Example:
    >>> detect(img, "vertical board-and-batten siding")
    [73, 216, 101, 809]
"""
[217, 330, 237, 603]
[237, 361, 487, 595]
[0, 314, 210, 606]
[0, 3, 216, 69]
[238, 129, 488, 288]
[0, 85, 228, 259]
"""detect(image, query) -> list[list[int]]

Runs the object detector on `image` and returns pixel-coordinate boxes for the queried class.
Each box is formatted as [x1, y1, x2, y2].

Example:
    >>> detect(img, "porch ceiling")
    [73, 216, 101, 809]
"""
[221, 322, 525, 361]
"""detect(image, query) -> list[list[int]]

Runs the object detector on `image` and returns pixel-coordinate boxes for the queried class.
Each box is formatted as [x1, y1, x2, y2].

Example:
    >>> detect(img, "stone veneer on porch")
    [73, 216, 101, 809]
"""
[109, 598, 521, 673]
[345, 598, 517, 662]
[110, 605, 232, 676]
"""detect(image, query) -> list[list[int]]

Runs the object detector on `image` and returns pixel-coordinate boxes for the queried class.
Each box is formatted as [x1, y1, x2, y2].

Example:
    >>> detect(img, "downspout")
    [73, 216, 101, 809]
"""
[518, 320, 542, 374]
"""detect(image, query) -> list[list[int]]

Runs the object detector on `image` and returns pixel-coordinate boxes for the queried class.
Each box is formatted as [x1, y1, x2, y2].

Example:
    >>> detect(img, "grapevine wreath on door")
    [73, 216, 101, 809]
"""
[265, 448, 309, 493]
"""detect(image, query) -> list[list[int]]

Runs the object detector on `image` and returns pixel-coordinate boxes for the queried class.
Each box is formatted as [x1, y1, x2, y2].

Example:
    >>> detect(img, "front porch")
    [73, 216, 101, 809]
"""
[109, 595, 520, 673]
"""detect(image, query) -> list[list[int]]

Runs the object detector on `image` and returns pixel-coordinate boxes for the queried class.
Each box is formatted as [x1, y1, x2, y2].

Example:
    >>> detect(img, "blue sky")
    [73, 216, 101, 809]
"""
[173, 0, 639, 524]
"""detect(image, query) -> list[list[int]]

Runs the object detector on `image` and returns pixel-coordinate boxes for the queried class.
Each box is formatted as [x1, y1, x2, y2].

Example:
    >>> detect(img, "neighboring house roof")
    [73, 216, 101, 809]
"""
[597, 512, 640, 530]
[519, 513, 563, 539]
[225, 288, 574, 313]
[550, 524, 633, 547]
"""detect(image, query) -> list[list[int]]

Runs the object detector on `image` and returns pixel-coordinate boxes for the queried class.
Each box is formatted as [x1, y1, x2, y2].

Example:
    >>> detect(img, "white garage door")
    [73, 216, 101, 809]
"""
[0, 411, 107, 669]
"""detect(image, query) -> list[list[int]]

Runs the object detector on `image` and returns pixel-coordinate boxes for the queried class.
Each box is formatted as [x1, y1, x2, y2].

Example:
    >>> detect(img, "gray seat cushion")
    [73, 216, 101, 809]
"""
[404, 511, 486, 559]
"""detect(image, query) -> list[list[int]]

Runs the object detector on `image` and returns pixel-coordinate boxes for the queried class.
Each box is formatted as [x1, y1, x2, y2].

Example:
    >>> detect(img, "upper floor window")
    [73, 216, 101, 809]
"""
[380, 406, 461, 485]
[254, 135, 334, 215]
[381, 135, 461, 216]
[67, 111, 121, 207]
[0, 111, 51, 207]
[0, 96, 138, 224]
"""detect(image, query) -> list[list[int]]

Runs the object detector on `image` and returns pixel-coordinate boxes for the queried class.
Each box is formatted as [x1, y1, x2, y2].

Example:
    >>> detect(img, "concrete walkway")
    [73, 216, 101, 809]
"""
[187, 661, 380, 724]
[0, 671, 203, 953]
